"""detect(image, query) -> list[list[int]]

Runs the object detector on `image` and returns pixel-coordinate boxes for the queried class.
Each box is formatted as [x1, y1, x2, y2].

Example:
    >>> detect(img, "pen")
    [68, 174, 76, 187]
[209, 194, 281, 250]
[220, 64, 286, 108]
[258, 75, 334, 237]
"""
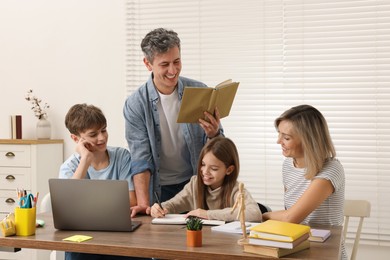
[154, 191, 164, 211]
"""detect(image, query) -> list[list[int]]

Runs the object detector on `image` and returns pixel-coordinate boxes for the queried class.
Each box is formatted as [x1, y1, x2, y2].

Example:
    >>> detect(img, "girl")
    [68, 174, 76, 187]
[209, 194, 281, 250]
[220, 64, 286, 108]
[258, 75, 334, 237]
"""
[150, 136, 262, 222]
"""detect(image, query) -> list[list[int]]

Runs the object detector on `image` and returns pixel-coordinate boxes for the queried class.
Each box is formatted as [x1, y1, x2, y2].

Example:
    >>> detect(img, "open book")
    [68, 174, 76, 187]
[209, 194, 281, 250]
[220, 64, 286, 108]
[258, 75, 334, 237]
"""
[151, 214, 225, 226]
[177, 79, 239, 123]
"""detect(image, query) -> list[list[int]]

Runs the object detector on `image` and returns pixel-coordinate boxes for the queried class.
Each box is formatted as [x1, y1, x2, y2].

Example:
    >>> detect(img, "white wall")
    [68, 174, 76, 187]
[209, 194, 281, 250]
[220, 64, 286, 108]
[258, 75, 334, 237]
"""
[0, 0, 126, 159]
[0, 1, 388, 259]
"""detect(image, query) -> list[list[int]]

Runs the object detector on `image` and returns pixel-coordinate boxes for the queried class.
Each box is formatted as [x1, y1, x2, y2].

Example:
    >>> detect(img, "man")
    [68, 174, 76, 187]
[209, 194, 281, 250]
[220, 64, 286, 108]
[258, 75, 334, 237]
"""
[123, 28, 222, 217]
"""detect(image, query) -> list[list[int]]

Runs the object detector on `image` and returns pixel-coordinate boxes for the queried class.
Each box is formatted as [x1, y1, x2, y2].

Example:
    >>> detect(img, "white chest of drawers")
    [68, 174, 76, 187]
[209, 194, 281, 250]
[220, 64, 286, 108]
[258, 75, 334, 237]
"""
[0, 139, 63, 260]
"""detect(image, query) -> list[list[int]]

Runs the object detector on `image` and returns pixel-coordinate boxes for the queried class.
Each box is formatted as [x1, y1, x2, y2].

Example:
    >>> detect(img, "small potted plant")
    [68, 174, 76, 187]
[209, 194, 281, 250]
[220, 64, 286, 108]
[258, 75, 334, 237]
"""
[186, 216, 203, 247]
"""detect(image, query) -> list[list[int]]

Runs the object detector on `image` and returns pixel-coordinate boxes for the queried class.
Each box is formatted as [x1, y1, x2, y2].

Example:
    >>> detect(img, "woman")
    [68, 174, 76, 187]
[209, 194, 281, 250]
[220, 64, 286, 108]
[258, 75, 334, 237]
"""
[262, 104, 346, 259]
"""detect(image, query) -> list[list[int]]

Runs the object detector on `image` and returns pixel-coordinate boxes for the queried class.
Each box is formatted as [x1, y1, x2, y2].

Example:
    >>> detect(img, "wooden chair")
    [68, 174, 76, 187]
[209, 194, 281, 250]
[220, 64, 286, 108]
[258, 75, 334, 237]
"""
[39, 192, 52, 213]
[343, 200, 371, 260]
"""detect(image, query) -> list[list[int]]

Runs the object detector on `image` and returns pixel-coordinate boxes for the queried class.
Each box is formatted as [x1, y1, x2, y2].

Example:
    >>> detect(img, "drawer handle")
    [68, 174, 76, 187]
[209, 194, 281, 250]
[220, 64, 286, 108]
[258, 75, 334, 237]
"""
[6, 175, 16, 180]
[5, 152, 15, 157]
[5, 198, 15, 204]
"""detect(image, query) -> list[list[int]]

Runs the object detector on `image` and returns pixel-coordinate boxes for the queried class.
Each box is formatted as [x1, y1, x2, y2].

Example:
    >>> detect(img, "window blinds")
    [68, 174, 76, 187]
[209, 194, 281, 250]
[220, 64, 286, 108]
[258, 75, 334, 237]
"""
[125, 0, 390, 246]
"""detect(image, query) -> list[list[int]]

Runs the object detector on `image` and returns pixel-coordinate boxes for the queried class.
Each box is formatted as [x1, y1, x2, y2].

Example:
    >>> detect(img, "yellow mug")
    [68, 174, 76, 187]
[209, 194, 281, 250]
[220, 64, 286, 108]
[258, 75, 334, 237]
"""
[14, 207, 36, 236]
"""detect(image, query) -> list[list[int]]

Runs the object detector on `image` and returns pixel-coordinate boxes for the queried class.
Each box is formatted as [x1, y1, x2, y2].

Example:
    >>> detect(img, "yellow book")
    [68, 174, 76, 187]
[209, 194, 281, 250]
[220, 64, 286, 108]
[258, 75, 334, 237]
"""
[177, 79, 239, 123]
[249, 220, 310, 242]
[243, 239, 310, 258]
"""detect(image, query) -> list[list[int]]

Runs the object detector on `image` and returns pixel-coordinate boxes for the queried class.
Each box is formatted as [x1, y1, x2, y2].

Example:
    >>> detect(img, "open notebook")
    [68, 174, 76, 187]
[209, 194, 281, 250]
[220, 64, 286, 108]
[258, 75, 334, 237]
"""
[211, 221, 261, 234]
[152, 214, 225, 226]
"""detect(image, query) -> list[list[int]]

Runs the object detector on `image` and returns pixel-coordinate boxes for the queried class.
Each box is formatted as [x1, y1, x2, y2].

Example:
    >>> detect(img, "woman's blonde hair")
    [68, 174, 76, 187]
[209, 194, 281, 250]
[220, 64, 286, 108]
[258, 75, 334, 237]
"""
[275, 104, 336, 179]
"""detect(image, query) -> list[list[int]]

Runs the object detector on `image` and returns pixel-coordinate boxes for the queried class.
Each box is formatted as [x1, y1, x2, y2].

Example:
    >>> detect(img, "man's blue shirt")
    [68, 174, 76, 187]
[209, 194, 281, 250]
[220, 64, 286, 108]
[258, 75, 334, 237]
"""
[123, 74, 223, 200]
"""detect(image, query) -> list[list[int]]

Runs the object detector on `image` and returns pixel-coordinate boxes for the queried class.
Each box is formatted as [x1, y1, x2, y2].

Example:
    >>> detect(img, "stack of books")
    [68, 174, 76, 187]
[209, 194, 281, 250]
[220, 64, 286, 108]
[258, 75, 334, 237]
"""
[243, 220, 311, 258]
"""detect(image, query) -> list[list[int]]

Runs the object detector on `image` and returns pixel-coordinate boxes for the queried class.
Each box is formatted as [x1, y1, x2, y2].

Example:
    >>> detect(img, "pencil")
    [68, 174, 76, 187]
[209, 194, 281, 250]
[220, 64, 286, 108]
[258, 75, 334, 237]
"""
[154, 191, 164, 210]
[33, 192, 39, 207]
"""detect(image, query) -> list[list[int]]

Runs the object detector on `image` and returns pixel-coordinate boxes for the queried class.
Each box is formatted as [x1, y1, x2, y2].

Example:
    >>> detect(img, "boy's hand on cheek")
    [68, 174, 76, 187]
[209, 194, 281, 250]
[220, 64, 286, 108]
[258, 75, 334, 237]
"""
[83, 140, 94, 152]
[76, 138, 94, 160]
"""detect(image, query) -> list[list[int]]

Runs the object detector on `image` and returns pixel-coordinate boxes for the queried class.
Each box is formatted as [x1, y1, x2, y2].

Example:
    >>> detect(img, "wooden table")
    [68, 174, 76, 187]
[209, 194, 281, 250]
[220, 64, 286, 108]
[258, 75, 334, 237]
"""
[0, 213, 342, 260]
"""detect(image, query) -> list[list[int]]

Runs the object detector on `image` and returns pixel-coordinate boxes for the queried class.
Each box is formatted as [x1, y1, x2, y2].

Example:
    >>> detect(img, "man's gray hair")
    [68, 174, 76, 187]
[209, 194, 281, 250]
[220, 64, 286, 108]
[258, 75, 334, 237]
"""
[141, 28, 181, 63]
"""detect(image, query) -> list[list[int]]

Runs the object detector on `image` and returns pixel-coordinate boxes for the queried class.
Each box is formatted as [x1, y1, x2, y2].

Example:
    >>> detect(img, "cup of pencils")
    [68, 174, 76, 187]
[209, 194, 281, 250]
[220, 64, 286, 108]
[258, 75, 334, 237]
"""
[15, 189, 39, 236]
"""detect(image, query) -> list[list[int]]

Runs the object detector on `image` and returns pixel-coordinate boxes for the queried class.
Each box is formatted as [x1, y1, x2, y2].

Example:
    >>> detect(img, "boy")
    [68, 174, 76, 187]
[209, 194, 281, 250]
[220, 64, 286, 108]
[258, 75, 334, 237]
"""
[59, 104, 141, 260]
[60, 103, 136, 206]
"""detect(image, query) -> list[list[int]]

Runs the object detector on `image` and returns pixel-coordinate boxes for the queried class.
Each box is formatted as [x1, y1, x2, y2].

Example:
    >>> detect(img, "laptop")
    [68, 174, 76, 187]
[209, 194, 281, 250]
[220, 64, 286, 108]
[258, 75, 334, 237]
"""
[49, 178, 141, 232]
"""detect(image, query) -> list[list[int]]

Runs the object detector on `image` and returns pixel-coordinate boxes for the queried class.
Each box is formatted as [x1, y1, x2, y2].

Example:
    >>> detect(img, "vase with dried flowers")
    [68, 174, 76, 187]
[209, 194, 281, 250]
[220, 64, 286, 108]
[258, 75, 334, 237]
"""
[25, 89, 51, 139]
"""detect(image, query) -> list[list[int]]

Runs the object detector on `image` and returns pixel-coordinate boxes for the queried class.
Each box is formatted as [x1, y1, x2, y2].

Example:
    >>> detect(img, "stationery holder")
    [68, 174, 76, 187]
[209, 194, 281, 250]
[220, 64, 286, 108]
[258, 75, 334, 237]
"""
[1, 213, 16, 237]
[15, 207, 36, 236]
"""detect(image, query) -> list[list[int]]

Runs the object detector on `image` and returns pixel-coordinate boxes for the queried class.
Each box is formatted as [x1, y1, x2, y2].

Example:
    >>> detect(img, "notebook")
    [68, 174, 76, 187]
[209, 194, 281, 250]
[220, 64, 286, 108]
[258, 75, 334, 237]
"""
[211, 221, 261, 234]
[151, 214, 225, 226]
[49, 178, 141, 232]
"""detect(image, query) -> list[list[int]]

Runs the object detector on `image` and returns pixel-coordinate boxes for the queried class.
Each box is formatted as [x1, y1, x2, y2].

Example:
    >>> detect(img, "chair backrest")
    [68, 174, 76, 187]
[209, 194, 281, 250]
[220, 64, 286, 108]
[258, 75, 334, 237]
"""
[39, 192, 65, 260]
[39, 192, 52, 213]
[343, 200, 371, 260]
[257, 203, 272, 214]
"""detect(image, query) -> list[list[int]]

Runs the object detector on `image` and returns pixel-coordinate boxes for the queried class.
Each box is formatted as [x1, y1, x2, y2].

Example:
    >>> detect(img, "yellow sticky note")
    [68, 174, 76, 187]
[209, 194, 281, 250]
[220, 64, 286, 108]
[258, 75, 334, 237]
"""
[63, 235, 93, 243]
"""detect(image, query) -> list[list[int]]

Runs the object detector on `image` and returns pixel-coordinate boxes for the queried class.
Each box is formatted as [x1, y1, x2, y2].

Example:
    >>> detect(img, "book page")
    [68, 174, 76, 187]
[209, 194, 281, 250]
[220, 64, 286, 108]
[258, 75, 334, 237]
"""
[215, 79, 232, 87]
[214, 82, 239, 118]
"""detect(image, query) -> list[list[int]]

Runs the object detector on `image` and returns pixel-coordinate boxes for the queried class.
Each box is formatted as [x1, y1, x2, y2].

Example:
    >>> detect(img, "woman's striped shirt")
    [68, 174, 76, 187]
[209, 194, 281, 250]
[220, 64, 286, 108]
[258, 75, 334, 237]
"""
[282, 157, 345, 226]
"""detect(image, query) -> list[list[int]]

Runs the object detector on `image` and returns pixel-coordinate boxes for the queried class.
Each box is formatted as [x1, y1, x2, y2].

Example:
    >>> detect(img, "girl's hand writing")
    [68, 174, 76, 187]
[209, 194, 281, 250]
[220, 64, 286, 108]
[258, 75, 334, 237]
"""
[150, 203, 168, 218]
